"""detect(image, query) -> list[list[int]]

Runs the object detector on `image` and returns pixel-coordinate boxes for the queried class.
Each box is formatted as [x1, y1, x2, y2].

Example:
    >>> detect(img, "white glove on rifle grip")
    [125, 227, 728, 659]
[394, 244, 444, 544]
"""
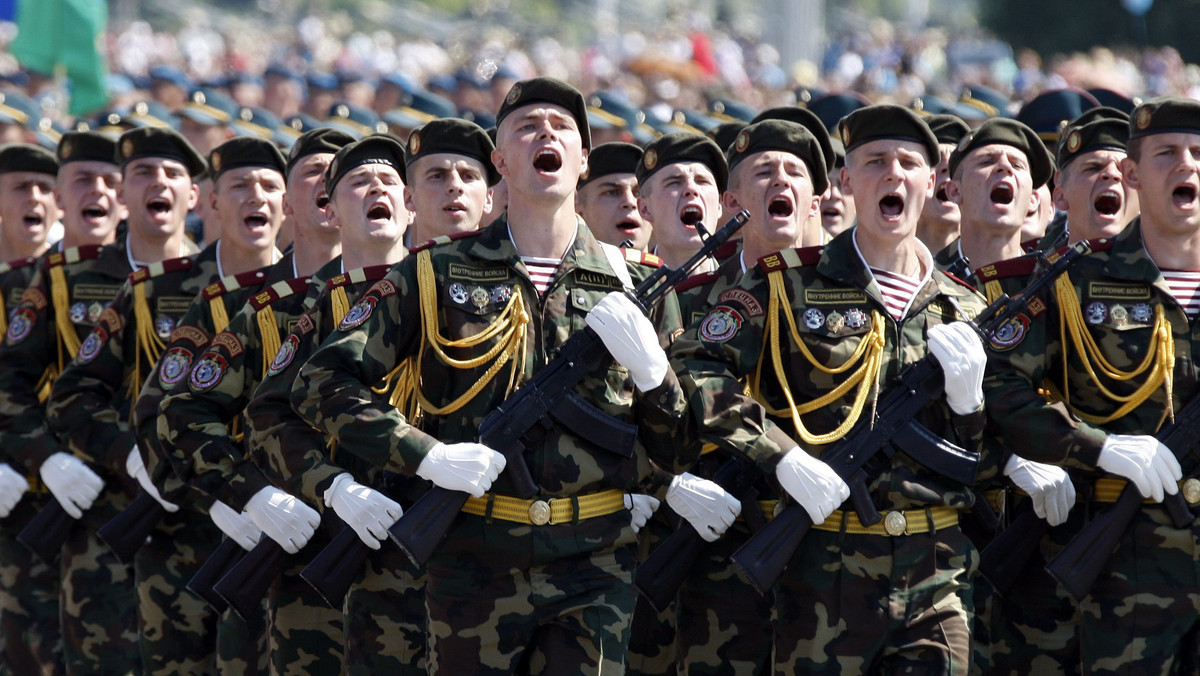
[209, 499, 262, 551]
[39, 452, 103, 519]
[584, 292, 670, 391]
[927, 322, 986, 415]
[624, 494, 660, 533]
[665, 472, 742, 542]
[775, 447, 850, 525]
[415, 442, 507, 498]
[1003, 455, 1076, 526]
[244, 486, 321, 554]
[1098, 434, 1181, 503]
[324, 472, 402, 550]
[0, 463, 29, 518]
[125, 447, 179, 513]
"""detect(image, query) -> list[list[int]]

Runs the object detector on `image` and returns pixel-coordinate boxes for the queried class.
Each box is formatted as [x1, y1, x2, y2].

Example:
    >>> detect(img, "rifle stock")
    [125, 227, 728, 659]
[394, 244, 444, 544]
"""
[388, 210, 751, 567]
[97, 491, 166, 563]
[300, 526, 370, 609]
[977, 508, 1047, 595]
[214, 538, 285, 621]
[185, 537, 245, 611]
[16, 501, 73, 565]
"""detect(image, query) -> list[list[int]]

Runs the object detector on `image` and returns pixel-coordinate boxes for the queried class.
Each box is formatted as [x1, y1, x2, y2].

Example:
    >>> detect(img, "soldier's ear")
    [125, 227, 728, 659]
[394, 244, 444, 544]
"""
[1120, 157, 1140, 190]
[944, 178, 962, 205]
[491, 148, 509, 178]
[721, 190, 742, 214]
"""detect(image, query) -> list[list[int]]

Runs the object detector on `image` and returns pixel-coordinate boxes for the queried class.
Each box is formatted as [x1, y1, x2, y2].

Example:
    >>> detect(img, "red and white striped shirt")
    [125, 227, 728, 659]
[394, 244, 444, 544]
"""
[522, 257, 560, 296]
[871, 267, 923, 321]
[1161, 269, 1200, 318]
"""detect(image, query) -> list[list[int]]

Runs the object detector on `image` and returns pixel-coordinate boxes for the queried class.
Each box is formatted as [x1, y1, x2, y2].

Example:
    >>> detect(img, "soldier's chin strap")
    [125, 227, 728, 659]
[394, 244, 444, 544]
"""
[1053, 274, 1175, 425]
[748, 269, 886, 446]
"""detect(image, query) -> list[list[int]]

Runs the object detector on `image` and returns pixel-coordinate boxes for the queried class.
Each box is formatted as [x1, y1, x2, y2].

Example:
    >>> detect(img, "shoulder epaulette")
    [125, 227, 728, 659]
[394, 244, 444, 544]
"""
[1078, 236, 1114, 254]
[330, 264, 394, 290]
[0, 256, 37, 274]
[129, 256, 194, 285]
[202, 268, 269, 300]
[250, 276, 314, 311]
[676, 270, 720, 293]
[758, 246, 823, 273]
[712, 240, 739, 260]
[623, 249, 663, 268]
[974, 255, 1038, 282]
[1020, 237, 1042, 253]
[48, 244, 104, 268]
[410, 229, 481, 254]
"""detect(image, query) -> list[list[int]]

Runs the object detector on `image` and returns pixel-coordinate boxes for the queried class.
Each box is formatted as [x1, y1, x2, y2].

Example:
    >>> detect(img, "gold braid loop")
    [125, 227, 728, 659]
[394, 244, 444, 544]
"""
[132, 282, 165, 402]
[50, 265, 82, 363]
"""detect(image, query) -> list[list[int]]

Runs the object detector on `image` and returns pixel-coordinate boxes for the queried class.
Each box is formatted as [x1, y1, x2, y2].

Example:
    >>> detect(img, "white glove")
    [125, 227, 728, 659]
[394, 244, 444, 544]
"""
[415, 442, 507, 498]
[0, 463, 29, 518]
[323, 472, 402, 550]
[927, 322, 987, 415]
[665, 472, 742, 542]
[585, 292, 670, 391]
[1098, 434, 1182, 503]
[1003, 455, 1076, 526]
[39, 452, 103, 519]
[624, 494, 660, 534]
[125, 447, 179, 513]
[243, 486, 321, 554]
[775, 447, 850, 525]
[209, 499, 263, 551]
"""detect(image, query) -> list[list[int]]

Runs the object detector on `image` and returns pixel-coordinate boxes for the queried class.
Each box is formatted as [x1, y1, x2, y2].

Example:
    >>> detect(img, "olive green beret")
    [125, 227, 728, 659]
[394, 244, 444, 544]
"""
[1058, 116, 1128, 170]
[726, 119, 829, 194]
[839, 104, 940, 163]
[750, 106, 836, 174]
[56, 131, 116, 167]
[578, 142, 641, 189]
[1129, 96, 1200, 140]
[0, 143, 57, 175]
[117, 127, 206, 176]
[924, 114, 971, 146]
[949, 117, 1054, 188]
[405, 117, 500, 186]
[635, 133, 728, 193]
[208, 137, 286, 183]
[325, 135, 406, 195]
[496, 77, 590, 150]
[285, 128, 354, 177]
[706, 121, 746, 155]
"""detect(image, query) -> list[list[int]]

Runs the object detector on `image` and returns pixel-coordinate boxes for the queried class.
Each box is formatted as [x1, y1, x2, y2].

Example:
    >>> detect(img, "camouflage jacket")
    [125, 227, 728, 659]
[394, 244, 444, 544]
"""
[985, 219, 1199, 478]
[934, 237, 972, 280]
[653, 227, 991, 511]
[291, 216, 688, 498]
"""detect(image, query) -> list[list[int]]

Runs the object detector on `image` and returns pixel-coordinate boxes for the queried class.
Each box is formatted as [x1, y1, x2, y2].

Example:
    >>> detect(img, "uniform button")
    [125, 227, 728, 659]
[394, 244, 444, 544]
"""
[1182, 478, 1200, 505]
[883, 510, 907, 536]
[529, 500, 551, 525]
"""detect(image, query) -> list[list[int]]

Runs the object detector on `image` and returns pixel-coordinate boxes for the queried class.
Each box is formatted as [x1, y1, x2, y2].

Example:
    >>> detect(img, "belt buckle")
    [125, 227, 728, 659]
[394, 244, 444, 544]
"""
[883, 510, 907, 536]
[1182, 478, 1200, 506]
[528, 500, 551, 526]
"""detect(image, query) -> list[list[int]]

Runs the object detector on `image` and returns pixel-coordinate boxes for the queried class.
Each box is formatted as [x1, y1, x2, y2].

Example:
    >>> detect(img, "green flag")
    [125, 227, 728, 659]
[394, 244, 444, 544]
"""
[9, 0, 108, 116]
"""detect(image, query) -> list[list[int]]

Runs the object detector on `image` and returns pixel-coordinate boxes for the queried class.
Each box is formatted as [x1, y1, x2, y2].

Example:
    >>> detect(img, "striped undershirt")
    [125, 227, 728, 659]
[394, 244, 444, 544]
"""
[871, 267, 923, 321]
[522, 257, 560, 295]
[1161, 269, 1200, 318]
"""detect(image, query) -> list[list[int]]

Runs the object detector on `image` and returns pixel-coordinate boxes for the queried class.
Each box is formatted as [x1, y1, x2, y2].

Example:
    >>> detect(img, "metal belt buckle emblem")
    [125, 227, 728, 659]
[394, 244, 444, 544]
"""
[883, 510, 907, 536]
[529, 500, 551, 525]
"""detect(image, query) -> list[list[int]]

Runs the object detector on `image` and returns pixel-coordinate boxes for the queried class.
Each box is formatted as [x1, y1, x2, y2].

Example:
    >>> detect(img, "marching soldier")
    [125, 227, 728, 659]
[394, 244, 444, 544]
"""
[574, 142, 651, 251]
[636, 133, 726, 272]
[1053, 109, 1140, 245]
[919, 114, 971, 264]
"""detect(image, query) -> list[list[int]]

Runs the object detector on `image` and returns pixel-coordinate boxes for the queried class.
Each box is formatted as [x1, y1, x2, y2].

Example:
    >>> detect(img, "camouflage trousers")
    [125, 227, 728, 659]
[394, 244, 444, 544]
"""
[1077, 503, 1200, 674]
[0, 495, 63, 675]
[426, 511, 638, 675]
[626, 508, 676, 676]
[268, 532, 344, 676]
[774, 523, 977, 675]
[134, 506, 266, 675]
[677, 519, 773, 675]
[61, 483, 140, 675]
[342, 537, 425, 675]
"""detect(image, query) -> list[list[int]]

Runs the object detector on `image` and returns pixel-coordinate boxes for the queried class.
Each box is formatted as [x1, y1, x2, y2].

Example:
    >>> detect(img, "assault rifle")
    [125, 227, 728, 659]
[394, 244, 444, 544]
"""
[213, 538, 286, 621]
[388, 210, 750, 567]
[978, 505, 1047, 595]
[15, 499, 73, 564]
[730, 240, 1092, 594]
[98, 492, 166, 563]
[185, 537, 245, 611]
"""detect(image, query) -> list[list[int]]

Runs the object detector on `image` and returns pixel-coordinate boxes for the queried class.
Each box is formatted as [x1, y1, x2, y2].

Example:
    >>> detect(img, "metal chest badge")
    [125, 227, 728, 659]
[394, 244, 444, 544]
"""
[69, 302, 86, 324]
[1109, 304, 1129, 327]
[448, 282, 469, 305]
[803, 308, 824, 330]
[87, 302, 104, 323]
[490, 285, 512, 304]
[155, 315, 176, 339]
[471, 287, 490, 308]
[1131, 302, 1153, 323]
[826, 311, 845, 334]
[1085, 302, 1107, 325]
[844, 308, 867, 330]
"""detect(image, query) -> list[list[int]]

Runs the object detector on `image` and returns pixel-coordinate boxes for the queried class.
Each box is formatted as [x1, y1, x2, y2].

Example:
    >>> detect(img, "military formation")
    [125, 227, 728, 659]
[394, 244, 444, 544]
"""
[0, 65, 1194, 676]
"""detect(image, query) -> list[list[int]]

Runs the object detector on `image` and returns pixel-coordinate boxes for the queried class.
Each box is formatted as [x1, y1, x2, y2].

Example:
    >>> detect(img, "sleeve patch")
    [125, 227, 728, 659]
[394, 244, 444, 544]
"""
[5, 308, 36, 344]
[99, 307, 123, 333]
[717, 288, 763, 317]
[158, 347, 194, 388]
[77, 327, 107, 363]
[189, 354, 228, 392]
[698, 305, 744, 343]
[989, 314, 1029, 351]
[338, 296, 377, 331]
[210, 331, 244, 357]
[19, 287, 47, 310]
[168, 324, 210, 347]
[266, 334, 300, 376]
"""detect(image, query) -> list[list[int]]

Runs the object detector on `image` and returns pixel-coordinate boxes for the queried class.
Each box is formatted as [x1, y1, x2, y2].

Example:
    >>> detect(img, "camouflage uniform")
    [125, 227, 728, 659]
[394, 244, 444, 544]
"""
[291, 218, 687, 674]
[985, 221, 1200, 674]
[655, 228, 989, 673]
[933, 238, 973, 281]
[0, 240, 144, 674]
[247, 261, 428, 675]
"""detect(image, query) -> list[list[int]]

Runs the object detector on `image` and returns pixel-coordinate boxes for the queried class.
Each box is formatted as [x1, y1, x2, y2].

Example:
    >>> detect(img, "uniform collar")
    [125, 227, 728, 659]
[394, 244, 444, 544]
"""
[1102, 218, 1163, 286]
[469, 213, 626, 281]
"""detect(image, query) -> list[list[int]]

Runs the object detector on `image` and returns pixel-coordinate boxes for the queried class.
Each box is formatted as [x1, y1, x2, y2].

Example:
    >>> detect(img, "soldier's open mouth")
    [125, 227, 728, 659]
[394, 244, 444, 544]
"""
[822, 205, 841, 219]
[990, 183, 1014, 204]
[879, 194, 904, 216]
[1173, 184, 1197, 207]
[315, 192, 329, 209]
[935, 183, 950, 202]
[616, 218, 640, 233]
[679, 205, 702, 226]
[147, 198, 171, 214]
[768, 196, 794, 217]
[82, 205, 108, 220]
[22, 212, 42, 227]
[1093, 190, 1122, 216]
[244, 214, 268, 228]
[533, 149, 562, 172]
[367, 203, 392, 220]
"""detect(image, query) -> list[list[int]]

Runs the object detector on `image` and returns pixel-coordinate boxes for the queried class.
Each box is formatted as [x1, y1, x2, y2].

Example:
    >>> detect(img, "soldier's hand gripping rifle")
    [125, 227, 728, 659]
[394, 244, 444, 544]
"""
[730, 240, 1092, 595]
[387, 210, 750, 567]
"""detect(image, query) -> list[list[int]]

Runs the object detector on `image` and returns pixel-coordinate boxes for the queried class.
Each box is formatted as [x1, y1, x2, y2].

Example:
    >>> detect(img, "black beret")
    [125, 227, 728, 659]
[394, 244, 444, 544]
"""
[1016, 88, 1099, 146]
[117, 127, 207, 176]
[829, 137, 846, 169]
[208, 137, 286, 183]
[924, 114, 971, 146]
[1129, 97, 1200, 140]
[578, 142, 641, 189]
[325, 135, 407, 196]
[808, 93, 871, 134]
[405, 117, 500, 186]
[1070, 106, 1129, 129]
[57, 131, 117, 167]
[1088, 88, 1141, 115]
[636, 133, 728, 193]
[948, 118, 1054, 188]
[726, 120, 829, 195]
[285, 128, 354, 177]
[1058, 117, 1129, 170]
[706, 121, 746, 155]
[496, 77, 590, 150]
[840, 104, 940, 163]
[749, 106, 835, 173]
[0, 143, 57, 175]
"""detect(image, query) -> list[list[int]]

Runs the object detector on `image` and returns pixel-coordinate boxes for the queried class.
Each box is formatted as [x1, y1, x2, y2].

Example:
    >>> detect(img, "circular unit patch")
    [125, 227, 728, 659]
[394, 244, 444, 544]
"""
[338, 296, 377, 331]
[5, 308, 35, 344]
[989, 315, 1028, 351]
[699, 306, 743, 343]
[158, 347, 193, 388]
[77, 328, 107, 363]
[189, 354, 228, 392]
[267, 334, 300, 376]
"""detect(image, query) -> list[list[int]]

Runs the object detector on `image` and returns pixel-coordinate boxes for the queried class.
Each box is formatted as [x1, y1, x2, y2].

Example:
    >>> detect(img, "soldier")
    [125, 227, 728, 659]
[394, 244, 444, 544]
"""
[636, 133, 727, 272]
[919, 114, 971, 262]
[653, 105, 991, 672]
[1053, 110, 1140, 245]
[290, 77, 684, 674]
[0, 144, 60, 263]
[817, 140, 855, 238]
[985, 97, 1200, 674]
[747, 106, 837, 248]
[403, 118, 495, 248]
[575, 142, 651, 251]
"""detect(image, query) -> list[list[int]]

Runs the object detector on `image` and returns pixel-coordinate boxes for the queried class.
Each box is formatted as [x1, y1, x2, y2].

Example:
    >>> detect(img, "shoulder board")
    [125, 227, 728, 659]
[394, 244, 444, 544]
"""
[0, 256, 38, 274]
[757, 246, 823, 273]
[1079, 236, 1114, 254]
[974, 255, 1038, 282]
[1020, 237, 1042, 253]
[712, 240, 739, 260]
[332, 264, 394, 289]
[623, 249, 663, 267]
[129, 256, 194, 285]
[202, 268, 269, 300]
[48, 244, 105, 268]
[943, 271, 978, 291]
[409, 229, 481, 254]
[675, 270, 720, 293]
[250, 276, 314, 311]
